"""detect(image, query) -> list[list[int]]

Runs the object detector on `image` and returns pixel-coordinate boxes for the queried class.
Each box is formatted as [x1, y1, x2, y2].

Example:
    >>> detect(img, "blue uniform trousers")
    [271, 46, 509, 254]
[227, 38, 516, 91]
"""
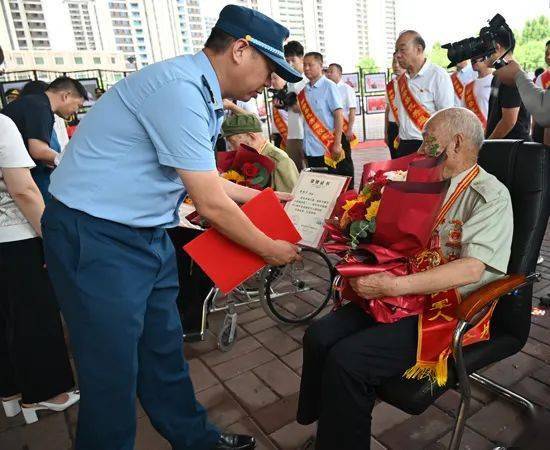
[41, 200, 219, 450]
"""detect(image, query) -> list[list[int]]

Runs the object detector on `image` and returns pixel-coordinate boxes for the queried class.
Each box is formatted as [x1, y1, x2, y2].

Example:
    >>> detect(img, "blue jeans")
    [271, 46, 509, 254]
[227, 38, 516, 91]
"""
[42, 200, 219, 450]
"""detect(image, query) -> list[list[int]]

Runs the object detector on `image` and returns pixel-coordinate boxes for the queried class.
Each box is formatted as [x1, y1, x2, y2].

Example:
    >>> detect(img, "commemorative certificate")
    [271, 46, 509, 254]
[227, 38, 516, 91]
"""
[285, 172, 350, 248]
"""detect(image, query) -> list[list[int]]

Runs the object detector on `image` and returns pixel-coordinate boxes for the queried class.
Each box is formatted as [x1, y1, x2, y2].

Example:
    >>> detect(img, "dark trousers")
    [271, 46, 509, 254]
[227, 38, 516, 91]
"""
[168, 227, 213, 336]
[306, 136, 355, 187]
[0, 237, 74, 404]
[42, 200, 219, 450]
[396, 139, 423, 158]
[297, 303, 418, 450]
[387, 121, 399, 159]
[286, 138, 305, 171]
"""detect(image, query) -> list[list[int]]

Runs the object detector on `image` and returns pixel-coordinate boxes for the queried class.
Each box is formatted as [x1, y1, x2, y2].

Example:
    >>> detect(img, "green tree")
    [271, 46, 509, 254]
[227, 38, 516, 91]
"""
[357, 56, 378, 73]
[515, 40, 547, 71]
[428, 42, 450, 68]
[519, 16, 549, 44]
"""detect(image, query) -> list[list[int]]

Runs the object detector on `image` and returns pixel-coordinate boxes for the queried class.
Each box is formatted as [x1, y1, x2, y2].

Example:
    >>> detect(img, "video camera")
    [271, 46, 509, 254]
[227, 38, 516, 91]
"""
[268, 85, 298, 110]
[442, 14, 512, 69]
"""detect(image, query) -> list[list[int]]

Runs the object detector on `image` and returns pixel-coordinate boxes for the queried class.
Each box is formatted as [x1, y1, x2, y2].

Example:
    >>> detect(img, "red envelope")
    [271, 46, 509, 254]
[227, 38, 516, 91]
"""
[183, 188, 302, 293]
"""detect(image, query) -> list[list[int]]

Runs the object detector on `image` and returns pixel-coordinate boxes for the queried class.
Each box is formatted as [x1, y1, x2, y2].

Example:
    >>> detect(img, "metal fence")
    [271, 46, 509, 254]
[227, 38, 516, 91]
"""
[1, 67, 390, 140]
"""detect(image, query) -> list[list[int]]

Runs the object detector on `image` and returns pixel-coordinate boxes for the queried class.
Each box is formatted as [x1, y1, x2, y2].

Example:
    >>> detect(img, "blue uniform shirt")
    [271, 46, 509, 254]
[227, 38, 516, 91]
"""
[302, 76, 343, 157]
[49, 51, 224, 228]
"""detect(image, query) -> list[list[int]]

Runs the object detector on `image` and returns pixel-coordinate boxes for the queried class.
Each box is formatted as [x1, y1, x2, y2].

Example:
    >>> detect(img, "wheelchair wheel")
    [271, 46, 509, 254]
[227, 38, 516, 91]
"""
[258, 247, 334, 324]
[218, 312, 238, 352]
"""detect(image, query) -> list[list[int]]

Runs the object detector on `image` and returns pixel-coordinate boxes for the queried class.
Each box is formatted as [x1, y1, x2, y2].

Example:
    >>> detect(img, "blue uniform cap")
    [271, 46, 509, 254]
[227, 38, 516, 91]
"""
[214, 5, 302, 83]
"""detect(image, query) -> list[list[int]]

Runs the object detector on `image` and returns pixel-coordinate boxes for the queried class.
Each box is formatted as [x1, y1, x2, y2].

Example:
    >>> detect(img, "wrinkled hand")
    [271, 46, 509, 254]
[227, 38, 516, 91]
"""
[348, 272, 399, 299]
[261, 240, 301, 266]
[275, 191, 294, 203]
[494, 59, 521, 86]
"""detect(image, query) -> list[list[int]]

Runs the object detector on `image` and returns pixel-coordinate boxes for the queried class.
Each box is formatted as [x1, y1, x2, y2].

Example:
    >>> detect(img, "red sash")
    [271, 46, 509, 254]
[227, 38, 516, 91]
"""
[397, 74, 431, 132]
[386, 80, 399, 125]
[272, 107, 288, 150]
[298, 89, 355, 168]
[464, 81, 487, 130]
[540, 70, 550, 89]
[451, 72, 465, 99]
[405, 165, 495, 386]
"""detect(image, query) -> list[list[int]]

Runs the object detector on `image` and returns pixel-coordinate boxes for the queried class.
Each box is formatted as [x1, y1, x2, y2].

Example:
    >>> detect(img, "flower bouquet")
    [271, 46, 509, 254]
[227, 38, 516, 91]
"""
[217, 144, 276, 190]
[324, 153, 450, 323]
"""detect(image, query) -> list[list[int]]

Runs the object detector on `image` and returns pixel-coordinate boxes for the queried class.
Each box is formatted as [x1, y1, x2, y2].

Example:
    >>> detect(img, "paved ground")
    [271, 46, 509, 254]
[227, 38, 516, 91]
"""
[2, 147, 550, 450]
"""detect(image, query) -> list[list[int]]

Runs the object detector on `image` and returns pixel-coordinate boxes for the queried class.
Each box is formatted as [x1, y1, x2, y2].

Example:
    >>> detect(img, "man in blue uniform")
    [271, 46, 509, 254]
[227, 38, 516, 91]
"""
[41, 6, 301, 450]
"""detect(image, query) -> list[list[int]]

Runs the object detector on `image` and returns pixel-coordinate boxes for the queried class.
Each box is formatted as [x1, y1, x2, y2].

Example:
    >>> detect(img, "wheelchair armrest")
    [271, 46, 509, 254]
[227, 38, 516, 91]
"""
[454, 273, 540, 322]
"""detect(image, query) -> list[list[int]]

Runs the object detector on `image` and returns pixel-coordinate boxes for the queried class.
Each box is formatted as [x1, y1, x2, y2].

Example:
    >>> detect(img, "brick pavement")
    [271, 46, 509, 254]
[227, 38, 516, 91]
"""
[2, 147, 550, 449]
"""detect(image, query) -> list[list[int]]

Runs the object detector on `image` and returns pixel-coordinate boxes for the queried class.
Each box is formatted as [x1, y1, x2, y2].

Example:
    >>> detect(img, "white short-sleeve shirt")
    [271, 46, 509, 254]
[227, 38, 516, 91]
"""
[0, 115, 37, 243]
[337, 80, 357, 119]
[395, 60, 455, 140]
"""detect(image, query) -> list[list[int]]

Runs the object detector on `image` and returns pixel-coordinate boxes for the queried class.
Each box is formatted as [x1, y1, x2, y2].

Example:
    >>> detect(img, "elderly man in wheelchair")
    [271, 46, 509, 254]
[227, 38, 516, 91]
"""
[297, 107, 519, 450]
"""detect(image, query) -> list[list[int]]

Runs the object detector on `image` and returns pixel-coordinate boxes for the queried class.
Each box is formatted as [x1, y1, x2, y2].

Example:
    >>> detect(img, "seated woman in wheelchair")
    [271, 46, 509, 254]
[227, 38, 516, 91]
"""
[221, 113, 300, 193]
[297, 108, 514, 450]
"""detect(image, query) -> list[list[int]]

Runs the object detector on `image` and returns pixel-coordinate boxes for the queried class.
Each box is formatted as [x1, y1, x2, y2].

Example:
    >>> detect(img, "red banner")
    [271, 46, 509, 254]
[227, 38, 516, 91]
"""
[272, 107, 288, 150]
[464, 81, 487, 130]
[451, 71, 465, 99]
[397, 74, 431, 132]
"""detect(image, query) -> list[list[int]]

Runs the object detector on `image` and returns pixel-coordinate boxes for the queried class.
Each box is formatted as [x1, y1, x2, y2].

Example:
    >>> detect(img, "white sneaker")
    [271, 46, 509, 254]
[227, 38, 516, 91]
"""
[21, 390, 80, 424]
[1, 395, 22, 417]
[537, 255, 544, 264]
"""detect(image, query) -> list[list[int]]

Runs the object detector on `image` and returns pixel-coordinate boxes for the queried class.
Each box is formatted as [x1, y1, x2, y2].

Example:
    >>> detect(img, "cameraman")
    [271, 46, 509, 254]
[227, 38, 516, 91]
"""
[486, 28, 531, 140]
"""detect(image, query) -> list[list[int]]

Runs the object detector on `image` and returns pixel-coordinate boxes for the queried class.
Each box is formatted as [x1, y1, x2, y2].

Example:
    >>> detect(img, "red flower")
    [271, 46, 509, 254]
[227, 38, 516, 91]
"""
[242, 162, 260, 178]
[347, 201, 366, 221]
[372, 170, 388, 185]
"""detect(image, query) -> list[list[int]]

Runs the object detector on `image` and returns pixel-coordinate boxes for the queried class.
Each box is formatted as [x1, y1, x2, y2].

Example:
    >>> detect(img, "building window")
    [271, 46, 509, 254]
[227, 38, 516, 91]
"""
[75, 56, 84, 64]
[55, 56, 64, 65]
[111, 57, 116, 64]
[16, 57, 24, 65]
[93, 57, 101, 64]
[34, 57, 44, 65]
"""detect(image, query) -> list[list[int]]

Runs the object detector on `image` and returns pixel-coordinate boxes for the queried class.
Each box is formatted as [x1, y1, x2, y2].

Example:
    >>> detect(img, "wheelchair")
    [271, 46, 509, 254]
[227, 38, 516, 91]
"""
[169, 225, 335, 352]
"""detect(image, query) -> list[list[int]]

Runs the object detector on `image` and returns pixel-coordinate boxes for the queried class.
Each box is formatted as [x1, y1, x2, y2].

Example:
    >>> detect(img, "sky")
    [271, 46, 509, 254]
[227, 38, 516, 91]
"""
[396, 0, 550, 49]
[203, 0, 549, 50]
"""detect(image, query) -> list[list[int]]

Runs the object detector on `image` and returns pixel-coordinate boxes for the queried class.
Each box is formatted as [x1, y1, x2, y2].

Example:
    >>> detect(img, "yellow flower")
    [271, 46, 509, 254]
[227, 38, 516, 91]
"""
[222, 170, 245, 183]
[342, 199, 359, 211]
[365, 200, 380, 221]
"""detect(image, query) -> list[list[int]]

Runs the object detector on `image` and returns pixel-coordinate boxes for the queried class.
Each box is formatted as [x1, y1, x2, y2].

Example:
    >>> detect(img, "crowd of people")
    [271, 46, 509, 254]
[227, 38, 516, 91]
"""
[0, 4, 549, 450]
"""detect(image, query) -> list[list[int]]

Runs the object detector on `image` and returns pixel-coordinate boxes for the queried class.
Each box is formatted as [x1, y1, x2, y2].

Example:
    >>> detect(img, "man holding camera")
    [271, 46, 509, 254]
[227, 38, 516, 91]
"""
[394, 30, 455, 157]
[485, 28, 531, 140]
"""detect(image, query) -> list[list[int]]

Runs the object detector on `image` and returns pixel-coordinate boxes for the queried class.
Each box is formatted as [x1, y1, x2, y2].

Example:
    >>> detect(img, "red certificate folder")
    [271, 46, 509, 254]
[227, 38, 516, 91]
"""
[183, 188, 302, 293]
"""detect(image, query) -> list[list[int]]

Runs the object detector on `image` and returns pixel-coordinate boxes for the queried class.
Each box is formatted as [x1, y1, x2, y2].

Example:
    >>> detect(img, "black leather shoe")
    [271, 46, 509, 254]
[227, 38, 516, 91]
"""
[212, 433, 256, 449]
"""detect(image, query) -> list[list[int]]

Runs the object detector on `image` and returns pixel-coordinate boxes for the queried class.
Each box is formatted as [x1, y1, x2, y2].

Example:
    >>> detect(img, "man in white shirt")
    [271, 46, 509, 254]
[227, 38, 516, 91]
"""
[462, 57, 493, 131]
[284, 41, 307, 170]
[327, 63, 356, 143]
[451, 60, 477, 106]
[394, 30, 455, 157]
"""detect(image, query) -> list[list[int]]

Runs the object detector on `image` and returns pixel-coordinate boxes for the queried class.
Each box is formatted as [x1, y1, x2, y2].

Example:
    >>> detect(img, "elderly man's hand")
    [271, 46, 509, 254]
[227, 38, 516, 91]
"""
[494, 59, 522, 86]
[349, 272, 400, 299]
